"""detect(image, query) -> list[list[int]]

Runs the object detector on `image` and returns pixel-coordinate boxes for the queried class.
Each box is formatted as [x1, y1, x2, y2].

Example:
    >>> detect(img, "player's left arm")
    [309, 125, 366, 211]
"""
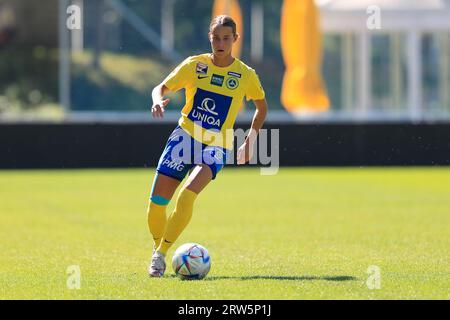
[237, 98, 268, 165]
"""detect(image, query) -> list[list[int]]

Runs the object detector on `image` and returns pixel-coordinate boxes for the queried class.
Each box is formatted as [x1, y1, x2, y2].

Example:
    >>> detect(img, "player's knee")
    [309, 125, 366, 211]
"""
[150, 195, 170, 206]
[176, 187, 198, 209]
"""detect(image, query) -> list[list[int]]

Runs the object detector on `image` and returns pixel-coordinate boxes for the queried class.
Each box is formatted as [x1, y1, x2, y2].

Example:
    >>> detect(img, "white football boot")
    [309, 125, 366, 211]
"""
[148, 251, 166, 277]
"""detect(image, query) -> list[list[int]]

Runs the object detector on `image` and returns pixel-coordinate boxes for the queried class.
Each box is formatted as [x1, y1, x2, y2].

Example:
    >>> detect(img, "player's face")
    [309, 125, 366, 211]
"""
[209, 26, 236, 58]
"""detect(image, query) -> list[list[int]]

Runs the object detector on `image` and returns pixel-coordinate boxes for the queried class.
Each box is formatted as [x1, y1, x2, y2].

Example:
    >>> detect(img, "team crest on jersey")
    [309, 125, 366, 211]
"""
[196, 62, 208, 75]
[226, 77, 239, 90]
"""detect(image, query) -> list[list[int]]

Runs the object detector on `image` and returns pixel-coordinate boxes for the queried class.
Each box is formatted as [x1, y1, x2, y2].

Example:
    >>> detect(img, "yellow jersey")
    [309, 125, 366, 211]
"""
[162, 53, 265, 150]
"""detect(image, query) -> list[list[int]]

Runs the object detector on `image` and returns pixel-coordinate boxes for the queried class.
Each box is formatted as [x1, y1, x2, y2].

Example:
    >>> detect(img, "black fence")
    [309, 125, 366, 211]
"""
[0, 122, 449, 169]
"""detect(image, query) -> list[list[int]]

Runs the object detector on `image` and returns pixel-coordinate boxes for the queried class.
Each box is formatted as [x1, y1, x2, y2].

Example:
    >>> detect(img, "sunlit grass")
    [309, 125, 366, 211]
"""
[0, 168, 449, 299]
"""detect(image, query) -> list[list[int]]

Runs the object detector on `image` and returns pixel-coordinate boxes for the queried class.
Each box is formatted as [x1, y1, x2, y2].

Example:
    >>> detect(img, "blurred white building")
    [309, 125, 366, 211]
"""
[318, 0, 450, 121]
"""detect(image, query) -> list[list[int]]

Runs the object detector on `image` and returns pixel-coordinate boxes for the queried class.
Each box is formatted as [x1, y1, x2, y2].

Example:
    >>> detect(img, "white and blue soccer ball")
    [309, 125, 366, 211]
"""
[172, 243, 211, 280]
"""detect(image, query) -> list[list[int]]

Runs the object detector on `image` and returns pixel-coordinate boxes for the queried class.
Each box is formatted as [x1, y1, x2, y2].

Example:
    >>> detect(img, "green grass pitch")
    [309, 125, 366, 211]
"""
[0, 168, 449, 299]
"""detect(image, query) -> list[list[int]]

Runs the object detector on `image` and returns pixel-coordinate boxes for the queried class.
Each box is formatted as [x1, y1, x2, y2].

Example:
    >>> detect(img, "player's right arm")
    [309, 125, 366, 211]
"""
[151, 84, 170, 118]
[151, 56, 193, 119]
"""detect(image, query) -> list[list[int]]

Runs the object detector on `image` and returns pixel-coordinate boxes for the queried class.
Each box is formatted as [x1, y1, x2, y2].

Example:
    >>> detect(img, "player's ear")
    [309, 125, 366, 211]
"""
[233, 33, 239, 43]
[208, 32, 213, 41]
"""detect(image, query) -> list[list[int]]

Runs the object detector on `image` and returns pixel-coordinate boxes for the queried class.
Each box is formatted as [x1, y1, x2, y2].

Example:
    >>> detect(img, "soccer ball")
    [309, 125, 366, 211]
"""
[172, 243, 211, 280]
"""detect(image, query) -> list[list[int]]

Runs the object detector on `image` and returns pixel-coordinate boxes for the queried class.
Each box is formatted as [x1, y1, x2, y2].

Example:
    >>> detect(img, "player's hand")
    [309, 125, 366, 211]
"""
[151, 98, 170, 118]
[237, 141, 254, 165]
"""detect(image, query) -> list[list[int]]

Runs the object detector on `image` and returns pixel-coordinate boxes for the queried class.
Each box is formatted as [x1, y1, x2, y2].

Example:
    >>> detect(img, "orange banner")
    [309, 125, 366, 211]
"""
[280, 0, 329, 113]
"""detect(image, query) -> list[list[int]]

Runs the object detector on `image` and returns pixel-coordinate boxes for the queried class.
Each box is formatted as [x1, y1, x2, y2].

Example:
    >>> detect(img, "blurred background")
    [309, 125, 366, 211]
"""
[1, 0, 449, 122]
[1, 1, 449, 301]
[0, 0, 449, 168]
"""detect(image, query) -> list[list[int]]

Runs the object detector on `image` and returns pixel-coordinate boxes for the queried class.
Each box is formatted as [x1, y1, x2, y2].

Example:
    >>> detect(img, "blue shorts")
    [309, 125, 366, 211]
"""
[156, 125, 230, 181]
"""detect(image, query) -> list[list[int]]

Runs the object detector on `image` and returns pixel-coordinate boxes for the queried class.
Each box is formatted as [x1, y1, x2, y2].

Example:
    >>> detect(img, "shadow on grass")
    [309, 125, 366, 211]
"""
[205, 275, 357, 282]
[166, 275, 357, 282]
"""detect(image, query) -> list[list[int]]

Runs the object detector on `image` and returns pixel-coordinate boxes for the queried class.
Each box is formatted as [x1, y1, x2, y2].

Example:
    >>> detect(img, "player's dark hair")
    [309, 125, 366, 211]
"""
[210, 15, 237, 36]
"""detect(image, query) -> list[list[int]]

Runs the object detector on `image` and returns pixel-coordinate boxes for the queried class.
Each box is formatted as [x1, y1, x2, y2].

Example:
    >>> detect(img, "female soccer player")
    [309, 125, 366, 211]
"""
[147, 15, 268, 277]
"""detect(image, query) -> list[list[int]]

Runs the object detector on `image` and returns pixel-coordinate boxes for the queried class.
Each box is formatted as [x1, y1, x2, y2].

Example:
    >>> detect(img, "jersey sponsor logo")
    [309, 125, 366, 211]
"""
[226, 77, 239, 90]
[210, 74, 224, 87]
[188, 88, 232, 130]
[227, 71, 241, 78]
[196, 62, 208, 75]
[197, 75, 209, 79]
[198, 98, 219, 115]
